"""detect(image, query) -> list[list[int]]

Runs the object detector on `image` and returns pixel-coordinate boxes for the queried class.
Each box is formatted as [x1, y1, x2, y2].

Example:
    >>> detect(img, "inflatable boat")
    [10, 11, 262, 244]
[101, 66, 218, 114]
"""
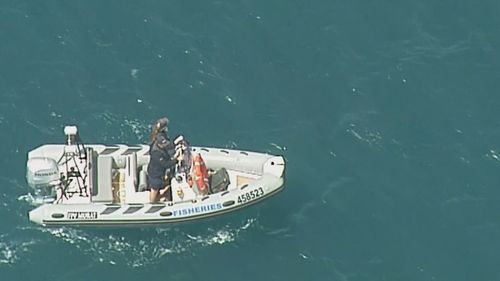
[26, 126, 285, 226]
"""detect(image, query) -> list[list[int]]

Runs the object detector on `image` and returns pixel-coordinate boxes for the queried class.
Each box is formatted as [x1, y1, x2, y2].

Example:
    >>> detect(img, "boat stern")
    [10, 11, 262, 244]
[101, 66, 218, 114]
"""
[28, 206, 46, 226]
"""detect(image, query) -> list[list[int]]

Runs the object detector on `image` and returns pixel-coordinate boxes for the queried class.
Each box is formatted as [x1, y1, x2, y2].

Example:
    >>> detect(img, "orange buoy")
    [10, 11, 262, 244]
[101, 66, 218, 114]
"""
[190, 153, 209, 194]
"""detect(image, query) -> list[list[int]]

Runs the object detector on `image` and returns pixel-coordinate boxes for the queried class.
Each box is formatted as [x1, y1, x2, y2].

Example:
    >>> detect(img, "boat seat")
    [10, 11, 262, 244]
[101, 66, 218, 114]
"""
[124, 153, 149, 203]
[92, 156, 114, 202]
[138, 165, 148, 192]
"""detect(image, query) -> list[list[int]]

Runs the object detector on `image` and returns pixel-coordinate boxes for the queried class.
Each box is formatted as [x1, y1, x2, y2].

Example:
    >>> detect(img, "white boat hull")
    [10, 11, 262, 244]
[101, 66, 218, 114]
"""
[27, 143, 285, 226]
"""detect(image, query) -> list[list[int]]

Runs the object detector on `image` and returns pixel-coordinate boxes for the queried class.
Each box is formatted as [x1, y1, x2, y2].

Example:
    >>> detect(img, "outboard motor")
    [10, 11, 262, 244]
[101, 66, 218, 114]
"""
[26, 157, 60, 204]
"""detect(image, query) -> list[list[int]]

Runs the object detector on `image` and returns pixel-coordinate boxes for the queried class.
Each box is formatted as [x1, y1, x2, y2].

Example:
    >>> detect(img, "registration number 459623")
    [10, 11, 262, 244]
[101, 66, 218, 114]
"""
[237, 187, 265, 204]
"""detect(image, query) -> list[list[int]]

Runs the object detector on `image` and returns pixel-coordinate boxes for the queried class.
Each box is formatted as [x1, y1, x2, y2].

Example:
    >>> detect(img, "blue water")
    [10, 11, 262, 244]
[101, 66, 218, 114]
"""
[1, 1, 500, 280]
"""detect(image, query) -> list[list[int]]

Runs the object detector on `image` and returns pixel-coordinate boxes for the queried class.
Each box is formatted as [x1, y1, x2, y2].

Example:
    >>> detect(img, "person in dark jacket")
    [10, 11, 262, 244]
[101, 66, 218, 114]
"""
[147, 117, 175, 203]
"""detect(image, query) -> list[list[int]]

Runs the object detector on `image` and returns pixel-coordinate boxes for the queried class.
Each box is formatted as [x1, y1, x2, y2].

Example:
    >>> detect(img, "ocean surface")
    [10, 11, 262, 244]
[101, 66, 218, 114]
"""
[1, 1, 500, 280]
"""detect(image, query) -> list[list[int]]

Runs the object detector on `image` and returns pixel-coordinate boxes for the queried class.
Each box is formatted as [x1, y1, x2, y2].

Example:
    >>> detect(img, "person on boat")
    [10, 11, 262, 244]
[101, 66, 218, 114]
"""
[173, 135, 192, 174]
[147, 117, 175, 203]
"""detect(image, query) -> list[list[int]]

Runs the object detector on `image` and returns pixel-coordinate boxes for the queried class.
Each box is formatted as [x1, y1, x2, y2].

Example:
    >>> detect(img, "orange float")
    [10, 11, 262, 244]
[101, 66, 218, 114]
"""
[189, 153, 209, 194]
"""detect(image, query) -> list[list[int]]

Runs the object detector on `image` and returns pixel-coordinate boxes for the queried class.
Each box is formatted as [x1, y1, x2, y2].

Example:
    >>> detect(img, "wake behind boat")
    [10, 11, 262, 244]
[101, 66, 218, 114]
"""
[26, 126, 285, 226]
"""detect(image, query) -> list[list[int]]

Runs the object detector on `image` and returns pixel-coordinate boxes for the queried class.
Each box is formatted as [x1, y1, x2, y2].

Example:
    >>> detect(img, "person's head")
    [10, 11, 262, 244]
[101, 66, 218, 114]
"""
[155, 117, 169, 132]
[174, 135, 186, 146]
[150, 117, 169, 143]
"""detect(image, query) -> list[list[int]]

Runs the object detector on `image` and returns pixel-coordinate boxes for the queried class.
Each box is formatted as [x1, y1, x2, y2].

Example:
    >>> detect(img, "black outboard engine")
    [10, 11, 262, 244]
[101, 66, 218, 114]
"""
[26, 157, 60, 204]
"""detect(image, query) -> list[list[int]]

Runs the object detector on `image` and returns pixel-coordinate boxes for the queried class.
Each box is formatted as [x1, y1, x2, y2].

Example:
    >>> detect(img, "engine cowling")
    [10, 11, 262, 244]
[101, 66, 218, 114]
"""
[26, 157, 60, 204]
